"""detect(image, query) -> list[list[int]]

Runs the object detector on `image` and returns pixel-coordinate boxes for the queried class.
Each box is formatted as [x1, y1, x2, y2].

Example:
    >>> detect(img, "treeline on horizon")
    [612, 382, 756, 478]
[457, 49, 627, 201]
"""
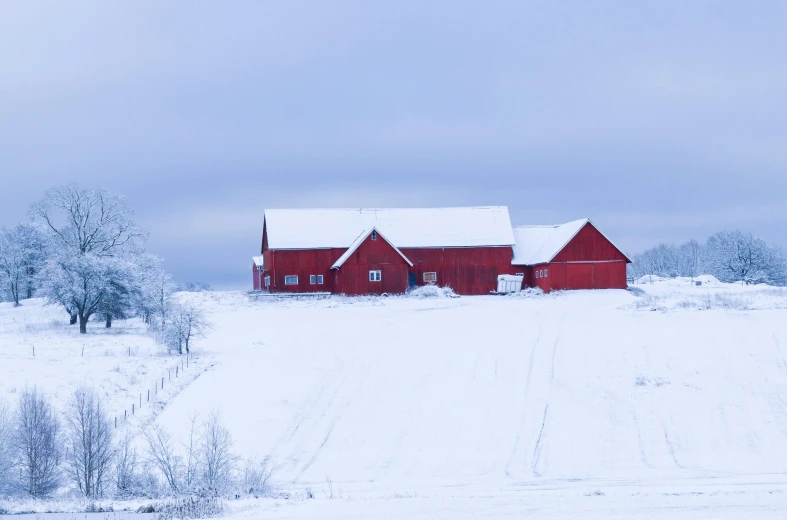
[627, 229, 787, 286]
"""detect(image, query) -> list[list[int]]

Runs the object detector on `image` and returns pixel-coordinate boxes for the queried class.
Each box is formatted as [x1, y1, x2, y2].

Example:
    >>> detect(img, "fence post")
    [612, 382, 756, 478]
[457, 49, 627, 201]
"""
[124, 410, 127, 421]
[162, 376, 164, 389]
[132, 403, 135, 416]
[176, 366, 179, 377]
[147, 389, 150, 402]
[140, 393, 142, 408]
[115, 416, 117, 428]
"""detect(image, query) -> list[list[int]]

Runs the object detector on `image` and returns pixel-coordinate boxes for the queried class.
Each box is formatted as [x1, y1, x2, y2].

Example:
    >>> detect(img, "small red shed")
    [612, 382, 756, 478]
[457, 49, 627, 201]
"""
[511, 219, 631, 292]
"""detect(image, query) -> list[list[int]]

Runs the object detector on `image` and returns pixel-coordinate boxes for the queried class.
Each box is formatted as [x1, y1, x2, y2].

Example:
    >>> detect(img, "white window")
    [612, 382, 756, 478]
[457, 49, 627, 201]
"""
[310, 275, 317, 284]
[285, 275, 298, 285]
[264, 276, 270, 287]
[423, 272, 437, 283]
[539, 270, 543, 278]
[316, 275, 324, 284]
[369, 270, 381, 282]
[544, 269, 548, 278]
[371, 230, 377, 241]
[536, 271, 540, 279]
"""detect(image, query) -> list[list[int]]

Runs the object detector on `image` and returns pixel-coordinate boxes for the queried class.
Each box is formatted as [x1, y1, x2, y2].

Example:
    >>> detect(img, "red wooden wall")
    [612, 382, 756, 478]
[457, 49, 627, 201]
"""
[334, 234, 409, 295]
[400, 246, 514, 295]
[552, 223, 628, 263]
[524, 223, 629, 292]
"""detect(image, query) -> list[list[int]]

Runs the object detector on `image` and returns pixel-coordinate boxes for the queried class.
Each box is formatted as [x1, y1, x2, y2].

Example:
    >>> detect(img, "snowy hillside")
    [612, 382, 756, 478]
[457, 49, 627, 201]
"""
[4, 280, 787, 517]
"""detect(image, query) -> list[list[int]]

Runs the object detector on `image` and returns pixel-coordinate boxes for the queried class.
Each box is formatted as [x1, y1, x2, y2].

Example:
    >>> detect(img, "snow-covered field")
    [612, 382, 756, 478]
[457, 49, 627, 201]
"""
[0, 298, 212, 431]
[4, 278, 787, 518]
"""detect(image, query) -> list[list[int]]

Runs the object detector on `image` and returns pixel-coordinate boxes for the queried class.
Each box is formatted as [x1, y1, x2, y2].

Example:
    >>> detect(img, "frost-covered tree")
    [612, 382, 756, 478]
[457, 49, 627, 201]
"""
[38, 253, 140, 333]
[32, 185, 148, 332]
[167, 303, 210, 355]
[199, 411, 237, 495]
[65, 386, 114, 498]
[704, 230, 786, 285]
[0, 399, 13, 496]
[139, 261, 175, 329]
[12, 387, 62, 498]
[0, 223, 48, 306]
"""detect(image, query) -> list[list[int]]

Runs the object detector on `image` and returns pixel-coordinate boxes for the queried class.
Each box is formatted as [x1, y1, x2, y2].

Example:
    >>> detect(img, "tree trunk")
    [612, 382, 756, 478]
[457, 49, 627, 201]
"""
[106, 315, 112, 328]
[70, 313, 78, 325]
[185, 339, 190, 354]
[79, 314, 88, 334]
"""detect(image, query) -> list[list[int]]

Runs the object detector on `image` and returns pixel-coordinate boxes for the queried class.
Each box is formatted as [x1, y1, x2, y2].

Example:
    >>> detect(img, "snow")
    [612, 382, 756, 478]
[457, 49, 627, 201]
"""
[0, 297, 213, 432]
[5, 278, 787, 518]
[263, 207, 515, 249]
[252, 256, 264, 267]
[511, 219, 632, 265]
[331, 228, 413, 269]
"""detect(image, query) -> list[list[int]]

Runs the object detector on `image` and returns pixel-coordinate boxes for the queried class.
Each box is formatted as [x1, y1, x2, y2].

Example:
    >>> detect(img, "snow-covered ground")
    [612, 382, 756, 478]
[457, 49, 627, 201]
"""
[4, 278, 787, 518]
[0, 297, 212, 431]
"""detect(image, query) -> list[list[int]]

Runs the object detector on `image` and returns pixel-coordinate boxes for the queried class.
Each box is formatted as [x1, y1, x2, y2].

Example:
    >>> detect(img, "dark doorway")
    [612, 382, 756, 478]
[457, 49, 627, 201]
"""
[408, 273, 417, 288]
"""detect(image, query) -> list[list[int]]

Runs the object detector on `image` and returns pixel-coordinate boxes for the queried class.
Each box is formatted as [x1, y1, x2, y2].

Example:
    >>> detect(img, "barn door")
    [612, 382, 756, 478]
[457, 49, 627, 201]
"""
[408, 273, 417, 288]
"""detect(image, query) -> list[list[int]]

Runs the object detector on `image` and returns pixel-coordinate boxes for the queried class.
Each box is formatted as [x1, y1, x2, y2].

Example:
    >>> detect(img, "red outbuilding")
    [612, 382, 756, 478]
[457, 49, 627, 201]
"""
[254, 208, 631, 295]
[512, 219, 632, 292]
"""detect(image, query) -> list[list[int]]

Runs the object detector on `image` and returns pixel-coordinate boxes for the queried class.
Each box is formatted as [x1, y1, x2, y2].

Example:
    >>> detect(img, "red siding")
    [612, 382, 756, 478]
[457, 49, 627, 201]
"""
[552, 223, 628, 263]
[524, 223, 629, 292]
[400, 247, 514, 295]
[334, 234, 409, 295]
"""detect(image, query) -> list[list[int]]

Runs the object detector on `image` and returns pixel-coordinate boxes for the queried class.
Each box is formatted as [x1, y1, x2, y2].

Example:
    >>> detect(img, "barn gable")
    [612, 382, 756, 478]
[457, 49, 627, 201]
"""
[512, 219, 631, 266]
[332, 228, 412, 269]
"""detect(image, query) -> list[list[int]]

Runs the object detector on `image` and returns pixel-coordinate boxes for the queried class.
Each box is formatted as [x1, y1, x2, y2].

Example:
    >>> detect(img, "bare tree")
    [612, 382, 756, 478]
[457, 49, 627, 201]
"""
[0, 399, 13, 495]
[144, 424, 181, 492]
[12, 387, 62, 498]
[199, 411, 237, 495]
[65, 386, 114, 498]
[32, 184, 146, 257]
[115, 430, 139, 498]
[240, 456, 275, 497]
[167, 303, 211, 355]
[183, 413, 200, 491]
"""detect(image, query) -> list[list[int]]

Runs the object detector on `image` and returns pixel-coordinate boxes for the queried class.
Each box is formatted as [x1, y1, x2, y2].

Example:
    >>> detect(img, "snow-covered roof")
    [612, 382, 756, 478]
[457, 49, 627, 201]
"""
[264, 207, 515, 250]
[511, 219, 588, 265]
[511, 219, 632, 265]
[252, 255, 264, 267]
[331, 227, 413, 269]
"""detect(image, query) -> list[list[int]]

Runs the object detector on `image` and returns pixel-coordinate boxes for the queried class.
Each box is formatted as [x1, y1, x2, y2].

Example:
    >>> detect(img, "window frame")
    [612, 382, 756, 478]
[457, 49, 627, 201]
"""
[316, 274, 324, 284]
[309, 275, 317, 285]
[369, 270, 382, 282]
[544, 269, 548, 278]
[284, 275, 298, 285]
[423, 272, 437, 283]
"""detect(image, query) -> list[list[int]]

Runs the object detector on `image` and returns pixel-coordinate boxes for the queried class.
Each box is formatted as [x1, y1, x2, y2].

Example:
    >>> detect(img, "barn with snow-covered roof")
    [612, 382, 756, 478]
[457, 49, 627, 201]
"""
[253, 207, 631, 295]
[512, 219, 632, 291]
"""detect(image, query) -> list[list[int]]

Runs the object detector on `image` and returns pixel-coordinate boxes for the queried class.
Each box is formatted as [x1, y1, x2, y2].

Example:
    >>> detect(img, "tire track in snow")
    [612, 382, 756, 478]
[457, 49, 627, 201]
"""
[295, 362, 373, 481]
[531, 330, 561, 477]
[504, 322, 542, 478]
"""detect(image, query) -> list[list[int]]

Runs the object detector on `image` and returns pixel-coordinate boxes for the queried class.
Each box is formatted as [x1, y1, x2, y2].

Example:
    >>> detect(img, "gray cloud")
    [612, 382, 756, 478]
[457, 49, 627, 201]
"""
[1, 1, 785, 288]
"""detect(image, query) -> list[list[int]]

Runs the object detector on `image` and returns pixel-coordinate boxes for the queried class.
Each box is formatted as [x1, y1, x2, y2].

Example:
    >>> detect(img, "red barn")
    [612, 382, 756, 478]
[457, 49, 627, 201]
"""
[257, 207, 516, 295]
[254, 209, 631, 295]
[512, 219, 632, 292]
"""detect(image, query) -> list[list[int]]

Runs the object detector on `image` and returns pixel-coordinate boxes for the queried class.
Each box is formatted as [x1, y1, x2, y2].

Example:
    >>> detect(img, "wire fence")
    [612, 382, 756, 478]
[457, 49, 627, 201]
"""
[113, 351, 194, 429]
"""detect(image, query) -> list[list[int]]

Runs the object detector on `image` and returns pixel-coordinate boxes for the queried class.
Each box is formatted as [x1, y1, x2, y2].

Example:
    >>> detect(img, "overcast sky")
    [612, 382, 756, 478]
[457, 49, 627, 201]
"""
[1, 1, 786, 288]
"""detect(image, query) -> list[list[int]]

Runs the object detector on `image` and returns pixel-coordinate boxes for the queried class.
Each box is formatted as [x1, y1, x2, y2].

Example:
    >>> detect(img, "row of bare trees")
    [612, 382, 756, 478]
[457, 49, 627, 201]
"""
[628, 229, 787, 285]
[0, 388, 271, 500]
